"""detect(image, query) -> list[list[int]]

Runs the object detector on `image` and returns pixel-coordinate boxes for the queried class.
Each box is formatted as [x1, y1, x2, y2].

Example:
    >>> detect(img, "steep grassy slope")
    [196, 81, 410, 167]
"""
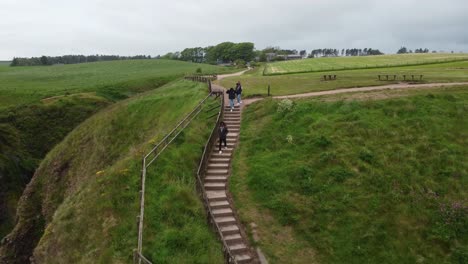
[0, 59, 229, 240]
[264, 53, 468, 75]
[231, 87, 467, 263]
[0, 95, 112, 239]
[0, 80, 223, 263]
[219, 60, 468, 97]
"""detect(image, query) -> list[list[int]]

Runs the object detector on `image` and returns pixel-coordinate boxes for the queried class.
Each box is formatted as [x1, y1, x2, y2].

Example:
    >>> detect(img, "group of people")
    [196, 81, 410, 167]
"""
[218, 81, 243, 153]
[226, 81, 242, 111]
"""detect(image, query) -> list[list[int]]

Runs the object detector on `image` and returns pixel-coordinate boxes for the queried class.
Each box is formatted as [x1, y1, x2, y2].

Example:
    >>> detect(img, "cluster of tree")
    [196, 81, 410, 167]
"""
[161, 42, 255, 65]
[397, 47, 432, 54]
[308, 48, 384, 58]
[257, 47, 307, 62]
[10, 54, 152, 66]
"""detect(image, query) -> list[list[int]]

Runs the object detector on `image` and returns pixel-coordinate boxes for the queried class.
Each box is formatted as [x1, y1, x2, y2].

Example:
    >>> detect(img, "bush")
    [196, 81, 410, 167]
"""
[277, 99, 295, 113]
[315, 135, 332, 148]
[328, 167, 353, 182]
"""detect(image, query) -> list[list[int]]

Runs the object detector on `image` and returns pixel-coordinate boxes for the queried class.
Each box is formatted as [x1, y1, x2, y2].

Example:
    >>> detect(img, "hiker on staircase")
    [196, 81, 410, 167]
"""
[227, 87, 236, 111]
[235, 81, 243, 105]
[218, 121, 229, 154]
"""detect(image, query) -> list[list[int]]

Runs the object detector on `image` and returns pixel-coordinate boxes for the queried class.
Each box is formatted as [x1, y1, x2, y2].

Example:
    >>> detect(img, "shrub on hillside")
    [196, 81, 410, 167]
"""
[277, 99, 295, 113]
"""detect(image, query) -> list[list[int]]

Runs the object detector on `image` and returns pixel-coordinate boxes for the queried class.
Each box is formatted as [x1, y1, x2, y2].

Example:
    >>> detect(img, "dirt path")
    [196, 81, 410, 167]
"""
[242, 82, 468, 106]
[217, 69, 250, 81]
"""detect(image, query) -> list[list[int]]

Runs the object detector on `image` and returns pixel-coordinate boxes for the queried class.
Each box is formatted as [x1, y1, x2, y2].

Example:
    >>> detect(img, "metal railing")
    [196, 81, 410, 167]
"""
[194, 95, 239, 264]
[134, 90, 217, 264]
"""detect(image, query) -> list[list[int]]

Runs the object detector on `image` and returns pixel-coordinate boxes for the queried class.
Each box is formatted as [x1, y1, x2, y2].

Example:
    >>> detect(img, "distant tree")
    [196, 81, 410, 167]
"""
[10, 58, 19, 66]
[299, 50, 307, 57]
[397, 47, 408, 54]
[40, 56, 49, 65]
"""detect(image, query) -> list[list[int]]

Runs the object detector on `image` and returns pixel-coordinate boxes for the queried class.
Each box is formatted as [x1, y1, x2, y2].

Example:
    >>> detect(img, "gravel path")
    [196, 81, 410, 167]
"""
[243, 82, 468, 106]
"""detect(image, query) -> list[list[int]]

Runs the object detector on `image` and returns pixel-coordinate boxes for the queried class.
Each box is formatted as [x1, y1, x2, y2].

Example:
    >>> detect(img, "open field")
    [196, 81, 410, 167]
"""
[1, 80, 224, 263]
[0, 61, 10, 66]
[0, 59, 232, 109]
[219, 60, 468, 97]
[264, 53, 468, 75]
[231, 87, 468, 263]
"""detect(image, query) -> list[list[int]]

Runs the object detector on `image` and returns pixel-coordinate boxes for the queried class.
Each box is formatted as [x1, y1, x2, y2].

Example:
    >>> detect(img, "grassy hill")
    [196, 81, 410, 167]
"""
[231, 87, 467, 263]
[0, 59, 231, 109]
[0, 59, 231, 242]
[264, 53, 468, 75]
[219, 60, 468, 97]
[0, 80, 224, 263]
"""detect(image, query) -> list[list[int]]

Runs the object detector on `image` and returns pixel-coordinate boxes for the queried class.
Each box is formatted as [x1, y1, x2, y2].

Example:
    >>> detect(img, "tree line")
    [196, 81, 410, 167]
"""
[309, 48, 384, 58]
[160, 42, 255, 65]
[10, 54, 152, 66]
[397, 47, 431, 54]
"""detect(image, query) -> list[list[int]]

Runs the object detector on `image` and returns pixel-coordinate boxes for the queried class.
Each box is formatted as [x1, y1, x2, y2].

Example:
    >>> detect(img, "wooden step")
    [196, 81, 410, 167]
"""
[218, 137, 236, 141]
[209, 200, 230, 209]
[208, 163, 229, 169]
[215, 216, 236, 226]
[211, 152, 232, 159]
[213, 208, 233, 217]
[204, 182, 226, 190]
[206, 169, 228, 175]
[220, 224, 239, 235]
[224, 233, 243, 245]
[215, 143, 236, 149]
[205, 176, 228, 182]
[224, 122, 240, 127]
[209, 158, 231, 164]
[235, 254, 252, 263]
[213, 148, 233, 154]
[229, 243, 248, 254]
[206, 191, 227, 201]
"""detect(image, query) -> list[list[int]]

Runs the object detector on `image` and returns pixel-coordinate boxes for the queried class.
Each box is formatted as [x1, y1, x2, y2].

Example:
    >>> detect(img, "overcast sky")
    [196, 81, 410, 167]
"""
[1, 0, 467, 60]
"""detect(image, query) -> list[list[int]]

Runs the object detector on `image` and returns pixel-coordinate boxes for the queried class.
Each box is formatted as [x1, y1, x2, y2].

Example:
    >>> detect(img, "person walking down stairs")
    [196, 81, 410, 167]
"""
[227, 87, 236, 111]
[218, 121, 228, 154]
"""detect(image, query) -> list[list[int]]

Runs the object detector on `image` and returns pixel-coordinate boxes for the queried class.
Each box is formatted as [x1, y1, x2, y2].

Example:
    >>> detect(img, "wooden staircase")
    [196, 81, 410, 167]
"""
[203, 104, 254, 263]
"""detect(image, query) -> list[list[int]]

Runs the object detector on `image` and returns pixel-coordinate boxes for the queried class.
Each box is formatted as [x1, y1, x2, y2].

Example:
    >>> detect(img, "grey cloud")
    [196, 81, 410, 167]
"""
[0, 0, 467, 59]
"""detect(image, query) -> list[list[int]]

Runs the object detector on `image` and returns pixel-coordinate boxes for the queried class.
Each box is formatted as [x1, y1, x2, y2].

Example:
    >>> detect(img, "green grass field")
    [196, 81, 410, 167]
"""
[264, 53, 468, 75]
[231, 87, 467, 263]
[219, 60, 468, 97]
[1, 80, 224, 263]
[0, 59, 232, 241]
[0, 59, 231, 109]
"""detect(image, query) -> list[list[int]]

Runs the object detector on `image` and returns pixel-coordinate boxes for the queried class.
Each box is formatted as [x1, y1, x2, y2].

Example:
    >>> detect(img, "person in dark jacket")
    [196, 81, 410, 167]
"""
[226, 87, 236, 111]
[235, 81, 242, 105]
[218, 121, 228, 153]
